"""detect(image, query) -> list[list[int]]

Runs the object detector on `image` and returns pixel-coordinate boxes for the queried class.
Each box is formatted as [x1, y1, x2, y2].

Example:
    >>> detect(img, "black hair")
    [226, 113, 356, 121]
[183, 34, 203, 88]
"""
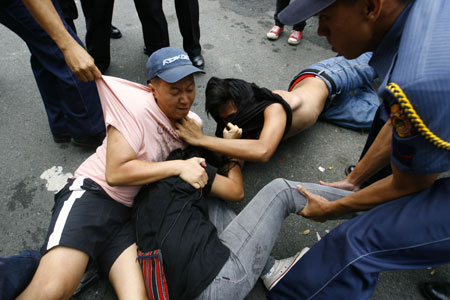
[205, 77, 255, 123]
[166, 146, 234, 176]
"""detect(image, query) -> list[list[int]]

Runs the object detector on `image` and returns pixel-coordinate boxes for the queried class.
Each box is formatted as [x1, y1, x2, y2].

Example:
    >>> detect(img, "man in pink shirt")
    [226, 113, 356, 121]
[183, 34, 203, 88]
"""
[17, 47, 205, 300]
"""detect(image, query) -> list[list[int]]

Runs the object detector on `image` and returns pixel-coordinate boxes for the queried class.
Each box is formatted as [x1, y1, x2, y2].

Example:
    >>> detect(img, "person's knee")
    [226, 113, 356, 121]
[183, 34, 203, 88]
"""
[266, 178, 290, 191]
[20, 278, 73, 300]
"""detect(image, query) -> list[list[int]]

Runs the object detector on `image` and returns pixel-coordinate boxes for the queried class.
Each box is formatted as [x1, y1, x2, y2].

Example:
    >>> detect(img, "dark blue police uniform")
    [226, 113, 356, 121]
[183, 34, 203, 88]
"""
[269, 0, 450, 299]
[0, 0, 105, 139]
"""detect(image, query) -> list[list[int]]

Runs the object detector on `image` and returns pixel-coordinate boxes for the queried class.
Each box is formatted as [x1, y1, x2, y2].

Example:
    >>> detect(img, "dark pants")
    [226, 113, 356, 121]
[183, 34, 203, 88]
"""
[274, 0, 306, 31]
[0, 0, 105, 138]
[269, 177, 450, 300]
[133, 0, 201, 57]
[57, 0, 115, 73]
[0, 250, 41, 300]
[80, 0, 114, 73]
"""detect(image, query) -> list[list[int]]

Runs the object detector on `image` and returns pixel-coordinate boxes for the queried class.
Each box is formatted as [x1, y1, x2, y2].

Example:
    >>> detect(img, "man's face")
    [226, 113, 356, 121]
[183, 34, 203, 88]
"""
[317, 0, 374, 59]
[150, 75, 196, 124]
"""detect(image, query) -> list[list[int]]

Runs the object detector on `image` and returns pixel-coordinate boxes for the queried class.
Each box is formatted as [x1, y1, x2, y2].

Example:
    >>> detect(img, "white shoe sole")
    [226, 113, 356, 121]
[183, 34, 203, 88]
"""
[288, 39, 301, 45]
[267, 34, 280, 40]
[267, 247, 310, 290]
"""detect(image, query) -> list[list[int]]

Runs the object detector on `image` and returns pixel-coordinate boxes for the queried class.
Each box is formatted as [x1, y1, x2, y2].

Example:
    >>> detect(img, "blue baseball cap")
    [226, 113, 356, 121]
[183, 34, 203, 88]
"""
[279, 0, 336, 25]
[146, 47, 205, 83]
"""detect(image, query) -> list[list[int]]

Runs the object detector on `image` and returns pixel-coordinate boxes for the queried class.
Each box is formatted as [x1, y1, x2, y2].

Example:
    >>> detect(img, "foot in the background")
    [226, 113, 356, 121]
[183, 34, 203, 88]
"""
[267, 25, 283, 40]
[190, 55, 205, 69]
[110, 25, 122, 39]
[288, 30, 303, 45]
[72, 131, 106, 149]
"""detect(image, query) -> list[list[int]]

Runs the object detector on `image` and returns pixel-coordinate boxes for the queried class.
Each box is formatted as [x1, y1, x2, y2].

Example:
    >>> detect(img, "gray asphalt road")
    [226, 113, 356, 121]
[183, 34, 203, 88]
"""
[1, 0, 448, 299]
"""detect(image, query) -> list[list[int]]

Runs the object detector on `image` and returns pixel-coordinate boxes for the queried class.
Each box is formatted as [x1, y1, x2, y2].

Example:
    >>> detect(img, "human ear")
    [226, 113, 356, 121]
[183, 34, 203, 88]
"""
[364, 0, 382, 20]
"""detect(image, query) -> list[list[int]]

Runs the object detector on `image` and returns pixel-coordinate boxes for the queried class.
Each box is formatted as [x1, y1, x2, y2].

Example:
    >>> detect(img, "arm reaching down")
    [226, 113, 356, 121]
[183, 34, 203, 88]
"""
[21, 0, 101, 81]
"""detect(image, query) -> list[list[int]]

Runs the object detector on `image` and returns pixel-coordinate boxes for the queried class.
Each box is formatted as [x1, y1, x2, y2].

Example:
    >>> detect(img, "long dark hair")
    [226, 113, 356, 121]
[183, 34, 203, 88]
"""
[205, 76, 293, 139]
[205, 77, 255, 123]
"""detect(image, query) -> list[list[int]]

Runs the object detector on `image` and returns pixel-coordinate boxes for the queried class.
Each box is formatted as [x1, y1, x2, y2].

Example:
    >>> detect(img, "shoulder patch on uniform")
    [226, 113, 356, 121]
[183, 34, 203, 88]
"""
[390, 104, 416, 138]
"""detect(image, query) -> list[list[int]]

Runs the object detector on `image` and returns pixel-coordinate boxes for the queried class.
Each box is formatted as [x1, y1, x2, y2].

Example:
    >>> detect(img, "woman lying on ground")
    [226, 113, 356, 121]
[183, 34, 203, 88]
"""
[134, 145, 350, 300]
[175, 52, 379, 163]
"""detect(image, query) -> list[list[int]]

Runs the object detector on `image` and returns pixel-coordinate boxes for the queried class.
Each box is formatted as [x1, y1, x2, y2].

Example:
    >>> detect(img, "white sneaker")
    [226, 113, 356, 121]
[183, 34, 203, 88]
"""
[261, 247, 309, 290]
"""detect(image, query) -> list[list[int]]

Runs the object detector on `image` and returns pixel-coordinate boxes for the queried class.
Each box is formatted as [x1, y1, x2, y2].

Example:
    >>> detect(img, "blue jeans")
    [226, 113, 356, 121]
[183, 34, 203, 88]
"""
[0, 0, 105, 138]
[294, 52, 379, 130]
[269, 177, 450, 300]
[0, 250, 41, 300]
[195, 178, 352, 300]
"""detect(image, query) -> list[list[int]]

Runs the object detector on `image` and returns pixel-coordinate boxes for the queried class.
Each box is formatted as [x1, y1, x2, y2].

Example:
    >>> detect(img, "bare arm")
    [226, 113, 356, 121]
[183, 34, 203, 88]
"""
[300, 164, 439, 222]
[21, 0, 101, 81]
[175, 103, 287, 163]
[321, 120, 393, 191]
[105, 126, 208, 189]
[209, 162, 244, 202]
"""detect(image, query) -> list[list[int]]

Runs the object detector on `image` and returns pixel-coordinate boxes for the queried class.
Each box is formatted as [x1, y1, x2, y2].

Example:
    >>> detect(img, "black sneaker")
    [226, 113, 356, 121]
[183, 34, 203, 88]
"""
[72, 132, 106, 149]
[52, 133, 71, 143]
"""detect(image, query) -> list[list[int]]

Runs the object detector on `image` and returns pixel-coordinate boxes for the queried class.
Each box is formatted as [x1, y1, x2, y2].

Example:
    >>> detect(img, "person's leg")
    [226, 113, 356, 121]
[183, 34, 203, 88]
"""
[0, 0, 105, 140]
[269, 177, 450, 300]
[56, 0, 78, 33]
[109, 243, 147, 300]
[17, 246, 89, 300]
[0, 250, 41, 300]
[292, 20, 306, 32]
[132, 0, 169, 55]
[277, 52, 378, 137]
[80, 0, 114, 73]
[274, 0, 291, 27]
[174, 0, 201, 57]
[198, 178, 353, 300]
[306, 52, 379, 130]
[206, 196, 237, 235]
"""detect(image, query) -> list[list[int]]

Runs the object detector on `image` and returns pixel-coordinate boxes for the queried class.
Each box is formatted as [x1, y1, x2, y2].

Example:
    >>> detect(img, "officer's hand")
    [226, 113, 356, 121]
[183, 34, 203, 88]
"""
[223, 122, 242, 139]
[319, 179, 360, 192]
[297, 185, 333, 222]
[62, 41, 102, 82]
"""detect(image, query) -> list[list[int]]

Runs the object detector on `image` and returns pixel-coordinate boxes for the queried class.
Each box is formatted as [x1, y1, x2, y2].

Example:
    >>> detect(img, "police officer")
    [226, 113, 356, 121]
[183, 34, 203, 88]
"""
[263, 0, 450, 299]
[0, 0, 105, 148]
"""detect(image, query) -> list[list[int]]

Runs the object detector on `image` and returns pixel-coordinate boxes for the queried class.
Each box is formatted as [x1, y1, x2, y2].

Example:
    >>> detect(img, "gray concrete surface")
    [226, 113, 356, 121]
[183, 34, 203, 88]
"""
[1, 0, 449, 299]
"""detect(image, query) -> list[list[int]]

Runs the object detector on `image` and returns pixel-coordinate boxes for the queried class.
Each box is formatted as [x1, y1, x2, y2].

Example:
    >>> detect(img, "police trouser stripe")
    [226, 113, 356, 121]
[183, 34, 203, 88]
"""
[47, 177, 86, 250]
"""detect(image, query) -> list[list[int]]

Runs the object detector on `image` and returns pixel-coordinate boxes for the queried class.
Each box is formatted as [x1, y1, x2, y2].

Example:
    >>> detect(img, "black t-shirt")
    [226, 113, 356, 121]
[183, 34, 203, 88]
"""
[135, 164, 230, 300]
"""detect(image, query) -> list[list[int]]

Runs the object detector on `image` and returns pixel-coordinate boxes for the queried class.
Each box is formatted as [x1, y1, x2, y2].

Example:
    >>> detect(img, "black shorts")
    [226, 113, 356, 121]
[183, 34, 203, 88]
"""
[41, 177, 135, 275]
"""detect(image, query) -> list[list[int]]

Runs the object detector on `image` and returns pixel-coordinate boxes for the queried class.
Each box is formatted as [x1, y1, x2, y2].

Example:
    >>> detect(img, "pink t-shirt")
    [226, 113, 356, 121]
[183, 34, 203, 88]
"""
[75, 76, 202, 207]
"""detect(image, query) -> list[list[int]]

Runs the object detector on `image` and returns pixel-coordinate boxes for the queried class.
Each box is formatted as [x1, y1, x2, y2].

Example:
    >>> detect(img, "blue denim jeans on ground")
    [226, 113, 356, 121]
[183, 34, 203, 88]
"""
[195, 178, 353, 300]
[0, 250, 41, 300]
[301, 52, 379, 130]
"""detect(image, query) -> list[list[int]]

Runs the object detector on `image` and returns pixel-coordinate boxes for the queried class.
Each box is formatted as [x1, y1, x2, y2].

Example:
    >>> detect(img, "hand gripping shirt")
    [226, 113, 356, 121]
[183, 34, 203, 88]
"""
[75, 76, 202, 207]
[371, 0, 450, 174]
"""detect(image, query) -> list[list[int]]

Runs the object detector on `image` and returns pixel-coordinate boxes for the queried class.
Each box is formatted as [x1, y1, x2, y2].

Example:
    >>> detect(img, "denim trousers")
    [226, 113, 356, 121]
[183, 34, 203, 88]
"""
[0, 250, 41, 300]
[195, 178, 353, 300]
[299, 52, 379, 130]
